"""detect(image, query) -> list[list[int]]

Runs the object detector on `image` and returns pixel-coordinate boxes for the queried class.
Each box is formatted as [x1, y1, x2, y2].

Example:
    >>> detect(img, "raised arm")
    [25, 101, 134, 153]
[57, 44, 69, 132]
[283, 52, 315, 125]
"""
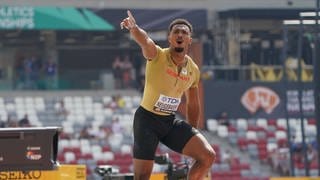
[120, 10, 157, 60]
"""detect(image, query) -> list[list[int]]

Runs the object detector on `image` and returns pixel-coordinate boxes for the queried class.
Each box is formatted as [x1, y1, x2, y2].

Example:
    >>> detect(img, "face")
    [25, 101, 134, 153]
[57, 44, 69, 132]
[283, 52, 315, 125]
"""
[168, 24, 192, 53]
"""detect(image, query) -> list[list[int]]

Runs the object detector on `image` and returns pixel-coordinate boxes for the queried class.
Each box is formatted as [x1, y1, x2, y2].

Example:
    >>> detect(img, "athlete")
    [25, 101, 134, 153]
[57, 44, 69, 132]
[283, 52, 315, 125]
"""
[120, 10, 216, 180]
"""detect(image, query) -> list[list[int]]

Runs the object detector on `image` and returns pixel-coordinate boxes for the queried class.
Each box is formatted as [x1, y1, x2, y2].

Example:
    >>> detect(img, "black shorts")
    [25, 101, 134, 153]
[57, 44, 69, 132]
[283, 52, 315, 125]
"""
[133, 106, 199, 160]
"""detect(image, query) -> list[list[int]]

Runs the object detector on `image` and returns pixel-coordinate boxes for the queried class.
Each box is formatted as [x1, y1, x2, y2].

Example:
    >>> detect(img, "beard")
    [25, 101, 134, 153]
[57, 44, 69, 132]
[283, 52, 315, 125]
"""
[174, 47, 184, 53]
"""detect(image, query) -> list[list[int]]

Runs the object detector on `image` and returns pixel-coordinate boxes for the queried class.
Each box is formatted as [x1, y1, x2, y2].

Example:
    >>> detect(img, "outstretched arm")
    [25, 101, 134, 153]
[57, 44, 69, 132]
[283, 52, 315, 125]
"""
[120, 10, 157, 60]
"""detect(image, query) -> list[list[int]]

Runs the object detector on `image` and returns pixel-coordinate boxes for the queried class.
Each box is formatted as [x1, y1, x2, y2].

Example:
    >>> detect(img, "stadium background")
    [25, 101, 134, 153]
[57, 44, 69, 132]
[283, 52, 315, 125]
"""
[0, 0, 319, 179]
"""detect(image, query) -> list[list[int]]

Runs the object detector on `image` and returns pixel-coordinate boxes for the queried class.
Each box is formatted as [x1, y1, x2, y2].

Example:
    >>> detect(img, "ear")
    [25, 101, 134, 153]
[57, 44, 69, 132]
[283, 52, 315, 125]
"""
[189, 37, 193, 45]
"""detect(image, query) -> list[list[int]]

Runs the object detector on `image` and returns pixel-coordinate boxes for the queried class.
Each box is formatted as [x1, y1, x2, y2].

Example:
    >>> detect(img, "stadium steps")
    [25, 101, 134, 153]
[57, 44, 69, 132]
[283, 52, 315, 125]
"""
[204, 130, 279, 178]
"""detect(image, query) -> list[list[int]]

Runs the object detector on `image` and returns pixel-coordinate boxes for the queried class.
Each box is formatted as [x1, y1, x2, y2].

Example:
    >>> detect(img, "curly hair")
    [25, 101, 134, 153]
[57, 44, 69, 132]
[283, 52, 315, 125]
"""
[168, 18, 193, 34]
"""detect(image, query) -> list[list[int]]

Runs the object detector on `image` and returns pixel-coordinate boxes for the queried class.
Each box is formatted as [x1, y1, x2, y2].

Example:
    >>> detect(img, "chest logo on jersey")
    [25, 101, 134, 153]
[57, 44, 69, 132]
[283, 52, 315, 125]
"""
[154, 94, 181, 114]
[166, 68, 190, 81]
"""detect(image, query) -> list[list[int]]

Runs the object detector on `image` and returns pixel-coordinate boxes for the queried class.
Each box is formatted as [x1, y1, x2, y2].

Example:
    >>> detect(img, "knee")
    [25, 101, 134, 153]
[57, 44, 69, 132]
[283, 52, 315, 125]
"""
[205, 148, 216, 166]
[197, 148, 216, 167]
[134, 167, 153, 180]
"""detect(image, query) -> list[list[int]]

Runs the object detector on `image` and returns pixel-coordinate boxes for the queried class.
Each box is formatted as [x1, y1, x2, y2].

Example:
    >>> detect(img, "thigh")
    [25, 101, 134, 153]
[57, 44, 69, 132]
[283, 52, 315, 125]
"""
[133, 107, 159, 160]
[161, 119, 199, 153]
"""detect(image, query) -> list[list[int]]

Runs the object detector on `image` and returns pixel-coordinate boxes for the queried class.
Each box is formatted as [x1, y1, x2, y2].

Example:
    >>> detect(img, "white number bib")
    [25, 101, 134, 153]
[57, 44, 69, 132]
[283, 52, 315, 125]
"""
[153, 94, 181, 114]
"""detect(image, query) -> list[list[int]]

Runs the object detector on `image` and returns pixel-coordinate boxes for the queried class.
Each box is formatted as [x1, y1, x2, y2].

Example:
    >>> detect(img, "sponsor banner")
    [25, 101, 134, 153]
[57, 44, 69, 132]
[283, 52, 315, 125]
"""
[241, 86, 280, 114]
[0, 6, 114, 30]
[203, 81, 315, 119]
[0, 165, 86, 180]
[270, 177, 320, 180]
[0, 6, 34, 29]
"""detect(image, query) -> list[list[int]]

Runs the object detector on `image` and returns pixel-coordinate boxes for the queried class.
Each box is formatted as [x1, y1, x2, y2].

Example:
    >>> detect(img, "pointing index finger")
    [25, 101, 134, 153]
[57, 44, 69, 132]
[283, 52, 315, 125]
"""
[127, 10, 135, 21]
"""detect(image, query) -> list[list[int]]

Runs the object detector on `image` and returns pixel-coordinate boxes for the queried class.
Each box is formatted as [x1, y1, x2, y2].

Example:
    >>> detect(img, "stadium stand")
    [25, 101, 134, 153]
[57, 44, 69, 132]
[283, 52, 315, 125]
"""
[207, 116, 319, 178]
[0, 90, 283, 180]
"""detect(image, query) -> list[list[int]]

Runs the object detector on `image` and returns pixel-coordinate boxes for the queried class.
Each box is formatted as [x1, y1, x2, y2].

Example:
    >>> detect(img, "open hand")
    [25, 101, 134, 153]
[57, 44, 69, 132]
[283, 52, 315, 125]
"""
[120, 10, 137, 30]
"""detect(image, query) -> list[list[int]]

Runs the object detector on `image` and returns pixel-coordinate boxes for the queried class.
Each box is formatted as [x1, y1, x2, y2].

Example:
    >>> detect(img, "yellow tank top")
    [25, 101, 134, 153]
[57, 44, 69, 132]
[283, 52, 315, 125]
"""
[140, 46, 200, 115]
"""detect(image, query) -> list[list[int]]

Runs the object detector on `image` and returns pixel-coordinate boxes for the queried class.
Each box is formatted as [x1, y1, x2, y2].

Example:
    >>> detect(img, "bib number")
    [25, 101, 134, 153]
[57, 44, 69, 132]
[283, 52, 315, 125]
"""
[154, 94, 181, 114]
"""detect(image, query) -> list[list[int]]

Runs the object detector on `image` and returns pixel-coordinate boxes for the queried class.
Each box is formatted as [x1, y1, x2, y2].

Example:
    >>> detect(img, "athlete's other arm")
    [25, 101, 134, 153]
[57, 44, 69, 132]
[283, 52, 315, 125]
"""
[185, 87, 200, 128]
[120, 10, 157, 60]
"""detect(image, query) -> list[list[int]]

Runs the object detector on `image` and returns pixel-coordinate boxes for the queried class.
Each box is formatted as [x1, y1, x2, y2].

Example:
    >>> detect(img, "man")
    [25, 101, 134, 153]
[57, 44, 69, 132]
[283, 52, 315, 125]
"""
[120, 10, 216, 180]
[19, 114, 31, 127]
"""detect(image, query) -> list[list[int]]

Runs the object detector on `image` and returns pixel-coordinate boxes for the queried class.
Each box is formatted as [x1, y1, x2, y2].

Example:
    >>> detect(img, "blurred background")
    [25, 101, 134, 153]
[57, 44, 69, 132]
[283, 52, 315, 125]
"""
[0, 0, 319, 180]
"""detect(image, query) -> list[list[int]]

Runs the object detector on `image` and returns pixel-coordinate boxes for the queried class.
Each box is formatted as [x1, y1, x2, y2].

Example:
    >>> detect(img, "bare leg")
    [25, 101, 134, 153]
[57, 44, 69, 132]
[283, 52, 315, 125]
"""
[133, 159, 154, 180]
[182, 133, 216, 180]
